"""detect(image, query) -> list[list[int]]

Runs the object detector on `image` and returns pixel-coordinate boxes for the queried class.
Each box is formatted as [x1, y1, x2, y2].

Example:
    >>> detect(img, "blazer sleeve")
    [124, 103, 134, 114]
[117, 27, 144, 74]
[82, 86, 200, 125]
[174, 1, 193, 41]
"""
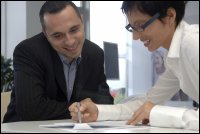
[92, 48, 114, 104]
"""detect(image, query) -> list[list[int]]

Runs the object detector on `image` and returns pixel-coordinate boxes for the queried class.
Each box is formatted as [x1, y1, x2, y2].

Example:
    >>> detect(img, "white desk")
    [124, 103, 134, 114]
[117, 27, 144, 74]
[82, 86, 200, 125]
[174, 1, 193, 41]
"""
[1, 119, 198, 133]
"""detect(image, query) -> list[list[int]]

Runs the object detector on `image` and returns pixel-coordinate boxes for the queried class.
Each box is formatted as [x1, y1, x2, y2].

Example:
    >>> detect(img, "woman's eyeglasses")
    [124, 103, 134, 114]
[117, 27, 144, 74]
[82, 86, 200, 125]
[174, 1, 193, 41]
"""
[125, 13, 160, 33]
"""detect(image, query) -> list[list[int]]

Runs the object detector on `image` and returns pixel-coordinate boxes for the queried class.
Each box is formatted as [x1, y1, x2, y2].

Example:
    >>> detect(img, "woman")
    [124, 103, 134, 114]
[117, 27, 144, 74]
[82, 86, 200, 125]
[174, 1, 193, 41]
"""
[69, 1, 199, 130]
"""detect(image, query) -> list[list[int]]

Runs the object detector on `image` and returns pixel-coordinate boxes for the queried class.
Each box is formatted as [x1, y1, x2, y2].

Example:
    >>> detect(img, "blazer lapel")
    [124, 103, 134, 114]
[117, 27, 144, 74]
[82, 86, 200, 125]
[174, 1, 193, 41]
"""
[51, 49, 67, 97]
[73, 44, 91, 101]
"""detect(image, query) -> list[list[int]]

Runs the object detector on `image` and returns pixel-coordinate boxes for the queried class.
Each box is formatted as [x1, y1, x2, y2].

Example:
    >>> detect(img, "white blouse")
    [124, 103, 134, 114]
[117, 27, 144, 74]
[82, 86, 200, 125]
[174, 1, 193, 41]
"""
[97, 21, 199, 130]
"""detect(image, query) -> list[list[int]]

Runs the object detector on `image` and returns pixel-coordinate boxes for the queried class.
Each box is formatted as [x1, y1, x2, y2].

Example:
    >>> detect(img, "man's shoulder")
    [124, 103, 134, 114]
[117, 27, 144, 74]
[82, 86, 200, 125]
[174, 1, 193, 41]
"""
[18, 33, 48, 47]
[84, 39, 103, 52]
[14, 32, 51, 53]
[14, 32, 53, 60]
[82, 39, 104, 61]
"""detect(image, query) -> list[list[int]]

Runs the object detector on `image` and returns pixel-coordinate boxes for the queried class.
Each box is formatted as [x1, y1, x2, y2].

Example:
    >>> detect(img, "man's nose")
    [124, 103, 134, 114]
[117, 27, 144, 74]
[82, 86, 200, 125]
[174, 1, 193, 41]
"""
[65, 34, 75, 46]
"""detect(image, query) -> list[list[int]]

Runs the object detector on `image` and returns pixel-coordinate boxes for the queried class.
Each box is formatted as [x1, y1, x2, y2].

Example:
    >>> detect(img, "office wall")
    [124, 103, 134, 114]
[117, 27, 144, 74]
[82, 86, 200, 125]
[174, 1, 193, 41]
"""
[1, 1, 26, 59]
[1, 1, 44, 59]
[26, 1, 45, 39]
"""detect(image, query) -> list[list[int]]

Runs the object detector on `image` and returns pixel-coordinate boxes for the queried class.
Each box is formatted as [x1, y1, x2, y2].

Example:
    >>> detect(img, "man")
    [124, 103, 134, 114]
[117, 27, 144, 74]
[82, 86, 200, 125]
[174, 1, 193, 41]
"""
[3, 1, 113, 123]
[69, 1, 199, 130]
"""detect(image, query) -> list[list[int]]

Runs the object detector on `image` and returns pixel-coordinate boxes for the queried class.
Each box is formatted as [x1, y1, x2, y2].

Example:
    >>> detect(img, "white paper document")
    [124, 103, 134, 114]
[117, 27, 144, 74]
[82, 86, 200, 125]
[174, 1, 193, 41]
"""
[40, 121, 138, 130]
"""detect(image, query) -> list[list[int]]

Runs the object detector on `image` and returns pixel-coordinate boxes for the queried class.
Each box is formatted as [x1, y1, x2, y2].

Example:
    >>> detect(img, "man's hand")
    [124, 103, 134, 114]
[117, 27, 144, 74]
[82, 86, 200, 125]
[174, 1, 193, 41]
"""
[68, 98, 98, 122]
[127, 101, 155, 125]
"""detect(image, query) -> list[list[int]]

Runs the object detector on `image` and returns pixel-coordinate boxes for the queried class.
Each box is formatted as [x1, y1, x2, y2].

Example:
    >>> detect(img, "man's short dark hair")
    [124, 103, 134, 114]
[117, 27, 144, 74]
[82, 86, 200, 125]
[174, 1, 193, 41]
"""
[121, 1, 188, 27]
[39, 1, 81, 30]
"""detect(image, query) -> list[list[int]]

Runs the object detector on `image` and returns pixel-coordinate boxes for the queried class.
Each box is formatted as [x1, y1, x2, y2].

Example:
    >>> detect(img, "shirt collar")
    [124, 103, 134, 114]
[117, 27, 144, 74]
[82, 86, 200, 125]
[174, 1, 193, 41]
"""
[58, 53, 81, 65]
[167, 21, 188, 58]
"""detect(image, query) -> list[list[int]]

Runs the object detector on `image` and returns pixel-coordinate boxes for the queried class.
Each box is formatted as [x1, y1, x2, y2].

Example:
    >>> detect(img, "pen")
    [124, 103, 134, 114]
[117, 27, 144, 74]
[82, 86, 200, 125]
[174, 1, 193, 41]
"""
[77, 102, 82, 123]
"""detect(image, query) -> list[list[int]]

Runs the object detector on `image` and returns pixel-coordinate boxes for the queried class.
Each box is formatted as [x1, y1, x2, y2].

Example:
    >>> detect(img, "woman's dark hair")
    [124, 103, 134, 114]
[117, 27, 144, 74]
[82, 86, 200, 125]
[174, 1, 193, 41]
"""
[121, 1, 188, 27]
[39, 1, 81, 30]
